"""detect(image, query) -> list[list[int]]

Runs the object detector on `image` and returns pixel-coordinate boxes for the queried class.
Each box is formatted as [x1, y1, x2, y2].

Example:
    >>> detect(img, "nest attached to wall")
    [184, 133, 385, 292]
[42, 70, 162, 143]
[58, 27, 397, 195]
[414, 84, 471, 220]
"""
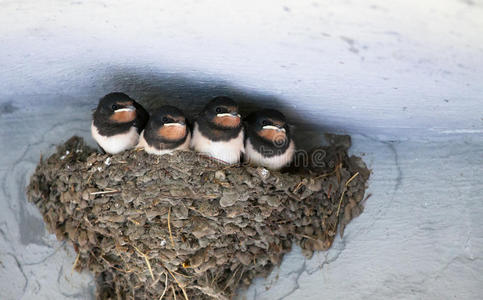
[27, 136, 369, 300]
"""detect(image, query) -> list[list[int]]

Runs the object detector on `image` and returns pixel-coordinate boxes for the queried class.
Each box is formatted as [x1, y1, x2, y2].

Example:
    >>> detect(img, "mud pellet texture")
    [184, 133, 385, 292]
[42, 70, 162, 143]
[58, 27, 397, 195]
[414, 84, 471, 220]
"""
[27, 136, 369, 300]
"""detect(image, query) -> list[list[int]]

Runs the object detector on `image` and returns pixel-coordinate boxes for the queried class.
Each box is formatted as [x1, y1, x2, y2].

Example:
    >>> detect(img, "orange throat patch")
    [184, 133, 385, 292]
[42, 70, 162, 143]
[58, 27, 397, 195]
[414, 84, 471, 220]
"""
[258, 129, 287, 144]
[213, 116, 240, 128]
[110, 110, 136, 123]
[158, 125, 186, 141]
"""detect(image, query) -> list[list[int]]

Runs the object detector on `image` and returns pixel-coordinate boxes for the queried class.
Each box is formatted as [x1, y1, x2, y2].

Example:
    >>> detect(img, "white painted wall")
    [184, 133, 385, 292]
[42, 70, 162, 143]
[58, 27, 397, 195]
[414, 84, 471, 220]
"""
[1, 0, 482, 140]
[1, 1, 482, 299]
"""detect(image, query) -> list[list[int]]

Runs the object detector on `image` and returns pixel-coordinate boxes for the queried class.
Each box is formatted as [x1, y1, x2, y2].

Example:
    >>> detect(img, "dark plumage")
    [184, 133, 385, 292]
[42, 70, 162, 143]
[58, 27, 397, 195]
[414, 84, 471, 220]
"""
[244, 109, 295, 170]
[138, 105, 191, 155]
[91, 92, 149, 154]
[190, 96, 244, 164]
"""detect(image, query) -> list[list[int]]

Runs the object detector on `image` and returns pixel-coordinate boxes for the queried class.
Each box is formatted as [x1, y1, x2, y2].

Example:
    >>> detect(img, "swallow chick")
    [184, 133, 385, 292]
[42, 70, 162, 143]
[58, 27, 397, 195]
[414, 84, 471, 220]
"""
[91, 92, 149, 154]
[191, 96, 244, 164]
[137, 105, 191, 155]
[244, 109, 295, 170]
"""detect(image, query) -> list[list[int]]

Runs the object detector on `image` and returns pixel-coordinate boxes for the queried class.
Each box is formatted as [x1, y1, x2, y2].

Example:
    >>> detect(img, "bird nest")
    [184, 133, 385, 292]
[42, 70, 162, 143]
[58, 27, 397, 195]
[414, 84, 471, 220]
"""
[27, 135, 370, 300]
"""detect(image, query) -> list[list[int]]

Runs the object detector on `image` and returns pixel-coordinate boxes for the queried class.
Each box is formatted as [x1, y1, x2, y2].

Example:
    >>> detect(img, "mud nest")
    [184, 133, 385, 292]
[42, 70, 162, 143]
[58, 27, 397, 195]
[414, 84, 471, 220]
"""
[27, 135, 370, 300]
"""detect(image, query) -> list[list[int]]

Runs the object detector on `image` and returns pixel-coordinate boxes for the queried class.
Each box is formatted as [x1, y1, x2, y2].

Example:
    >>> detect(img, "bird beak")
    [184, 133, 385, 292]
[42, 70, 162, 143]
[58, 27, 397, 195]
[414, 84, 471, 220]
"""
[263, 125, 286, 132]
[217, 112, 241, 118]
[115, 105, 136, 113]
[164, 121, 185, 127]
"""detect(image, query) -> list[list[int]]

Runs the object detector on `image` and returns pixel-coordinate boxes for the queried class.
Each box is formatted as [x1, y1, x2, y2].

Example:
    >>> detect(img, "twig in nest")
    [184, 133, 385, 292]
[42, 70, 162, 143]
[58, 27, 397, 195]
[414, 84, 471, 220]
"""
[345, 172, 360, 186]
[86, 172, 94, 183]
[172, 270, 193, 278]
[168, 207, 175, 248]
[336, 172, 360, 217]
[171, 285, 177, 300]
[83, 216, 93, 227]
[211, 270, 221, 287]
[87, 249, 129, 274]
[336, 192, 345, 217]
[335, 160, 342, 184]
[166, 268, 189, 300]
[223, 265, 241, 291]
[363, 193, 372, 203]
[234, 268, 245, 291]
[99, 255, 131, 274]
[128, 217, 141, 225]
[71, 252, 80, 273]
[169, 165, 191, 176]
[159, 273, 168, 300]
[133, 245, 155, 280]
[214, 179, 231, 188]
[90, 188, 119, 195]
[314, 172, 331, 179]
[296, 234, 319, 241]
[220, 163, 237, 171]
[284, 190, 301, 201]
[150, 273, 161, 287]
[293, 181, 304, 193]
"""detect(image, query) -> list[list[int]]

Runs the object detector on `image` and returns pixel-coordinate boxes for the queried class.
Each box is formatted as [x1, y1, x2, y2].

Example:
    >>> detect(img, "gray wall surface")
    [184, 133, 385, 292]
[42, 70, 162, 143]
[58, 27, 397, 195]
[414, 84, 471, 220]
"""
[1, 0, 482, 299]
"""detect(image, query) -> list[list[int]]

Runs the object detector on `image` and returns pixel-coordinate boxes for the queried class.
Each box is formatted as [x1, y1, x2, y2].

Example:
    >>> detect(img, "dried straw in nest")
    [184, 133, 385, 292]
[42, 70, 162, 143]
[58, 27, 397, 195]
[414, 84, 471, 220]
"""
[27, 135, 369, 299]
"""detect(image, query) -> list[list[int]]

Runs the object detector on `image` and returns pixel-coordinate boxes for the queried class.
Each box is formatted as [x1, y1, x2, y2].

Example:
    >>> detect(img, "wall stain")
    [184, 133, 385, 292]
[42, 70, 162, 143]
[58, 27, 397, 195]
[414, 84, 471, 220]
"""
[0, 101, 19, 116]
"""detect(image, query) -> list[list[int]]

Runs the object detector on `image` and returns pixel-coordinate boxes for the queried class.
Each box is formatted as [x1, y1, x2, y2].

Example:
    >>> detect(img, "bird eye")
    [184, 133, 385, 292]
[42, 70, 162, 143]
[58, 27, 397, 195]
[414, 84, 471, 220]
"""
[215, 107, 222, 113]
[112, 104, 118, 110]
[262, 120, 270, 126]
[162, 117, 169, 123]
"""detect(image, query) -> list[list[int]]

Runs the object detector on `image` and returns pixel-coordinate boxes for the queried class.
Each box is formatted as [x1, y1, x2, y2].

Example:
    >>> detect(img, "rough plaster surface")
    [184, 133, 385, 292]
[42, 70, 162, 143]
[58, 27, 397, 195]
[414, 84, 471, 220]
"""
[1, 0, 482, 299]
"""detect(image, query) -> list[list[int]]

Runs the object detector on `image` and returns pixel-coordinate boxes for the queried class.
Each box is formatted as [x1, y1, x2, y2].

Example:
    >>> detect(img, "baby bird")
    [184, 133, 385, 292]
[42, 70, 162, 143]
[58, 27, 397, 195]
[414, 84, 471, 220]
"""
[191, 96, 244, 164]
[91, 92, 148, 154]
[244, 109, 295, 170]
[137, 106, 190, 155]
